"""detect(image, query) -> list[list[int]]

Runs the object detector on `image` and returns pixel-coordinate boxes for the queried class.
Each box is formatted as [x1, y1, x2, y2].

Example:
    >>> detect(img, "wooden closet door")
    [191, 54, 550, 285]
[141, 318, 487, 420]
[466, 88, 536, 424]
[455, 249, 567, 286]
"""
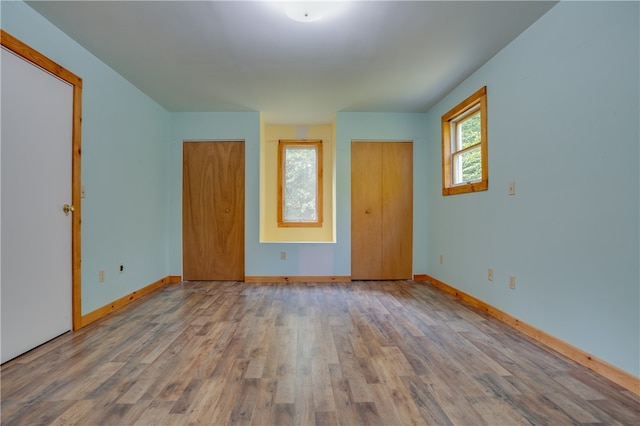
[351, 142, 383, 279]
[183, 141, 245, 281]
[381, 142, 413, 279]
[351, 142, 413, 280]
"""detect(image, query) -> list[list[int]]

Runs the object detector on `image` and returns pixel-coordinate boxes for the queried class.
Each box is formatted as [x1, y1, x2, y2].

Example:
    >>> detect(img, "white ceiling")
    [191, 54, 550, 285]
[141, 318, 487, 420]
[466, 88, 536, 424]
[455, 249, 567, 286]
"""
[26, 0, 557, 124]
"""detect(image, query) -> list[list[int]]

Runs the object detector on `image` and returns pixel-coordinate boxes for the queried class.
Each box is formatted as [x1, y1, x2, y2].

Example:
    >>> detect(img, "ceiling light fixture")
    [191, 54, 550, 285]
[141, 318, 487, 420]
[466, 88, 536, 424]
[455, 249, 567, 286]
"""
[280, 1, 349, 23]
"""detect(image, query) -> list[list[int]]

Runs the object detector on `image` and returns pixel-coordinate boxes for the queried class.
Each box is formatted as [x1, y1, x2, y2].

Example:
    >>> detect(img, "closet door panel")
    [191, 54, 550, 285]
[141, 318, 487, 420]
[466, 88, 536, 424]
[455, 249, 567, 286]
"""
[351, 142, 382, 280]
[381, 142, 413, 279]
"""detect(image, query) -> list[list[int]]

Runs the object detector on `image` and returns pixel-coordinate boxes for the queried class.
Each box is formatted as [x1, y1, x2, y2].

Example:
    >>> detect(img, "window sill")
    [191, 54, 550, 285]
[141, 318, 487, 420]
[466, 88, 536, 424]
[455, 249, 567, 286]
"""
[443, 180, 488, 196]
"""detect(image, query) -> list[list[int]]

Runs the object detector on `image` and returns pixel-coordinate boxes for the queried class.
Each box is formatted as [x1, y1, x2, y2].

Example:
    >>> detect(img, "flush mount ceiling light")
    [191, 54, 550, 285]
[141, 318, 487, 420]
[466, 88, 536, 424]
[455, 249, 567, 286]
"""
[279, 1, 349, 23]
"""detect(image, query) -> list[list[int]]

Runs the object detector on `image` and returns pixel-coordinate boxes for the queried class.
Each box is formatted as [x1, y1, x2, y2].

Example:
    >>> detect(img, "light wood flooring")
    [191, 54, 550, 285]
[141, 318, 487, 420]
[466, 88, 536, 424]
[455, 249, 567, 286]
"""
[1, 280, 638, 425]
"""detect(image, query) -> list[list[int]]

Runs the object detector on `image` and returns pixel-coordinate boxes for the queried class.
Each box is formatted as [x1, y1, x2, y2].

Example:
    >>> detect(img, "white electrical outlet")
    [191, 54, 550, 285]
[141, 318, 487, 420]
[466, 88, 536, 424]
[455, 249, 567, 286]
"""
[99, 270, 105, 283]
[509, 275, 516, 289]
[488, 268, 494, 281]
[280, 251, 287, 260]
[439, 255, 443, 265]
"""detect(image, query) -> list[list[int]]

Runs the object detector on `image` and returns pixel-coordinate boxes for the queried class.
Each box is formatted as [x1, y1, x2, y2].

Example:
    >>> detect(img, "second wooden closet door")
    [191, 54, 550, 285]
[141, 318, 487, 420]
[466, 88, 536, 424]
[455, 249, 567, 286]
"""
[351, 142, 413, 280]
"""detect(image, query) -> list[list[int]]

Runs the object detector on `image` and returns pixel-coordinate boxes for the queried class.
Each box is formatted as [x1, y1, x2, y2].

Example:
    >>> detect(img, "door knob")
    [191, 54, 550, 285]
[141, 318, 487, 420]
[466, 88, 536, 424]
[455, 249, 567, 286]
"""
[225, 208, 230, 213]
[63, 204, 74, 216]
[365, 209, 371, 214]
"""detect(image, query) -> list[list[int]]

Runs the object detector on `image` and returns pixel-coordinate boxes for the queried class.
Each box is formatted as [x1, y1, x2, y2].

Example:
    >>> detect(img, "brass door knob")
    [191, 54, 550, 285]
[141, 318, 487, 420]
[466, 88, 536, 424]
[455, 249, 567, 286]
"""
[365, 209, 371, 214]
[63, 204, 75, 216]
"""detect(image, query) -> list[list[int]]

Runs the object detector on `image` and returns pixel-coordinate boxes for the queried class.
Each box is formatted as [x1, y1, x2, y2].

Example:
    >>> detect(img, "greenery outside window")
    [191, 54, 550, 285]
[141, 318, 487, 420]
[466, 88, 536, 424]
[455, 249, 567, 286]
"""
[441, 86, 488, 195]
[278, 140, 323, 227]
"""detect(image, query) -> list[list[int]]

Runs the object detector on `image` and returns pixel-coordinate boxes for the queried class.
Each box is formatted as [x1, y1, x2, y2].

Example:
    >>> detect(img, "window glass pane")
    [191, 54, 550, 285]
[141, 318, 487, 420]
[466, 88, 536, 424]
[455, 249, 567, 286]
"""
[457, 111, 481, 151]
[441, 86, 487, 195]
[284, 146, 317, 222]
[453, 146, 482, 184]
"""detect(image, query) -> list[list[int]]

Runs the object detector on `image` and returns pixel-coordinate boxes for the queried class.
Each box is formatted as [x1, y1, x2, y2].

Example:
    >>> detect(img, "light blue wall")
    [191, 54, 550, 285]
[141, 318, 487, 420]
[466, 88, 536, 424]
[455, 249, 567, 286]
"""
[2, 1, 171, 314]
[168, 112, 429, 278]
[424, 1, 639, 375]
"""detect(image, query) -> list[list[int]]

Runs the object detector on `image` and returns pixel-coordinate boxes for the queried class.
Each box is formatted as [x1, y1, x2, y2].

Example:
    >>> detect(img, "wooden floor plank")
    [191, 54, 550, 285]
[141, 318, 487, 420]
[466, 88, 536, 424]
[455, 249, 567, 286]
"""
[227, 378, 260, 425]
[402, 375, 454, 425]
[250, 378, 278, 426]
[466, 395, 530, 425]
[314, 410, 339, 426]
[50, 399, 99, 425]
[1, 280, 637, 425]
[131, 401, 178, 426]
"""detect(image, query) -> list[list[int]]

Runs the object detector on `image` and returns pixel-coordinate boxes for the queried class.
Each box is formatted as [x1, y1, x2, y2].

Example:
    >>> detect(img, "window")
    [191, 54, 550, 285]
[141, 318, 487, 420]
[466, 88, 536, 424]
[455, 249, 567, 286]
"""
[278, 140, 323, 227]
[441, 86, 488, 195]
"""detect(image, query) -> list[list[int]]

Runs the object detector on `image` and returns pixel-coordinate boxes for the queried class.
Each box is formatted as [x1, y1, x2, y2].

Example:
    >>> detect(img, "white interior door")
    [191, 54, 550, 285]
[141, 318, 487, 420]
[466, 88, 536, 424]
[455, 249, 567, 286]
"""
[1, 46, 73, 363]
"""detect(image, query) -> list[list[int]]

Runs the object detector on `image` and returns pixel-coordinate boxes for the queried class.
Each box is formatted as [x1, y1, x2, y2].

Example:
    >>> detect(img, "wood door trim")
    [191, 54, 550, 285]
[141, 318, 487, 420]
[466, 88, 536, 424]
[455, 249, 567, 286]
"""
[1, 30, 83, 330]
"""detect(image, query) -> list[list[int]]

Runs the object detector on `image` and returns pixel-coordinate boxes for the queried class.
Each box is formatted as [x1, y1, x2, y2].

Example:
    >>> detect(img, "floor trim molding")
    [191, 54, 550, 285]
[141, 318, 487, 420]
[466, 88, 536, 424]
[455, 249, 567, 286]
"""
[245, 276, 351, 283]
[80, 275, 180, 327]
[415, 274, 640, 395]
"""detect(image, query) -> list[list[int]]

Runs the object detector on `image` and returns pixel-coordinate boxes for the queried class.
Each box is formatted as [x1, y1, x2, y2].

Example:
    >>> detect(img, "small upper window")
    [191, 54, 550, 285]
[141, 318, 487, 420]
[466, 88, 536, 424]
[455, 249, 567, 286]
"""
[278, 140, 323, 227]
[441, 86, 488, 195]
